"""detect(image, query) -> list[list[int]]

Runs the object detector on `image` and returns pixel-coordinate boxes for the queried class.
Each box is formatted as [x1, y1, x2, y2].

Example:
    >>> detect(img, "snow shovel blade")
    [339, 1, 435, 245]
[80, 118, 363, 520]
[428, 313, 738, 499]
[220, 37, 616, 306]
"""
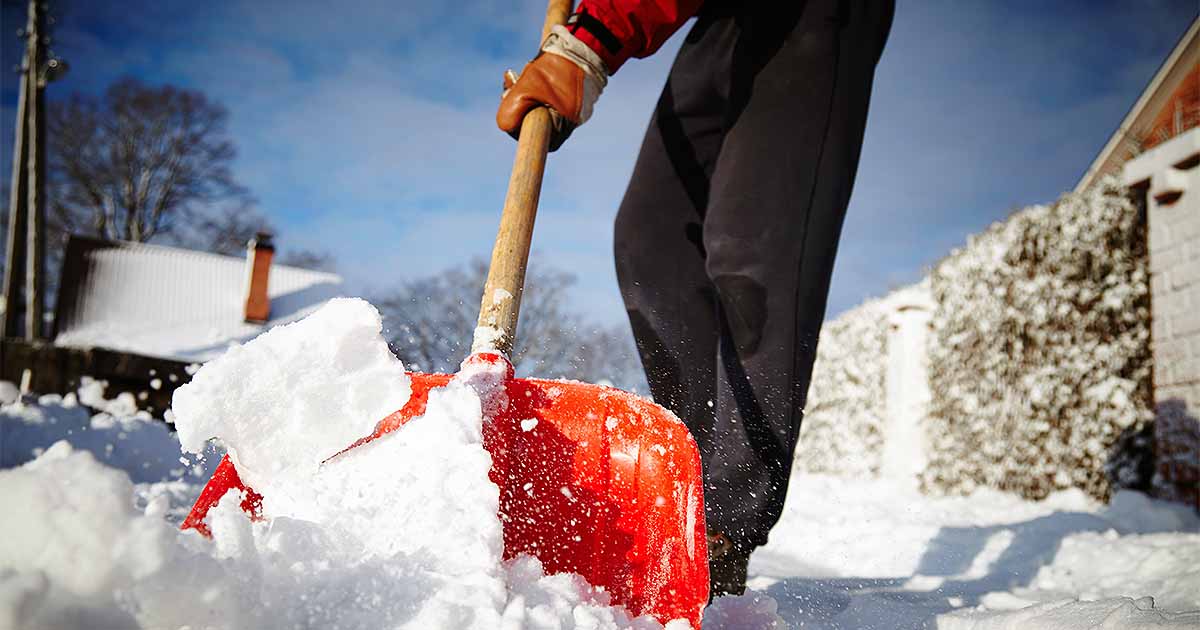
[182, 353, 709, 627]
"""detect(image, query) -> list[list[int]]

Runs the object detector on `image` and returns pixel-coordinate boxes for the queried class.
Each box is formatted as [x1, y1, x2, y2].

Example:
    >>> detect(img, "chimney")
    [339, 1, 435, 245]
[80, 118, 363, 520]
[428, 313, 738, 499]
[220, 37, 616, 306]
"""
[244, 232, 274, 323]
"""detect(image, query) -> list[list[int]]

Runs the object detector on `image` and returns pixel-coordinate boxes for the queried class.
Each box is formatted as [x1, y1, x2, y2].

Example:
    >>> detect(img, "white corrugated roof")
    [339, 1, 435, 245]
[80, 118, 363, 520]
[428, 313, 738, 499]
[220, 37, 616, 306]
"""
[54, 237, 343, 363]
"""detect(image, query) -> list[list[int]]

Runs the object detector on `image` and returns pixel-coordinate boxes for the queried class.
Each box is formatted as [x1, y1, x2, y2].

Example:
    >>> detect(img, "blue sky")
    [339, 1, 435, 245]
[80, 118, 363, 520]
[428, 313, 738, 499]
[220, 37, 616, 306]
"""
[1, 0, 1196, 325]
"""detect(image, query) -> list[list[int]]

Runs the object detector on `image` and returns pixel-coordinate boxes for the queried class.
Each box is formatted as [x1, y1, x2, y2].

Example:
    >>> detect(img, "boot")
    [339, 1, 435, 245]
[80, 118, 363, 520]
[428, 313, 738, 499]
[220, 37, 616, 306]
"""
[707, 530, 749, 599]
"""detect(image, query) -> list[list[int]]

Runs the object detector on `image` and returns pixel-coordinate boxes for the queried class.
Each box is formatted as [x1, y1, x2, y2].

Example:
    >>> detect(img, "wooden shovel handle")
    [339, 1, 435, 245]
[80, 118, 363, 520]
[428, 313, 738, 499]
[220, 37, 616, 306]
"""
[472, 0, 574, 357]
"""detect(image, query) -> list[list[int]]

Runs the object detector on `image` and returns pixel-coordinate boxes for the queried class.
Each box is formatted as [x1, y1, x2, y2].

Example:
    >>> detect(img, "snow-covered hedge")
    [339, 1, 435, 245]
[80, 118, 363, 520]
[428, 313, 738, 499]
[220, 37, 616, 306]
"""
[795, 297, 888, 476]
[921, 180, 1152, 501]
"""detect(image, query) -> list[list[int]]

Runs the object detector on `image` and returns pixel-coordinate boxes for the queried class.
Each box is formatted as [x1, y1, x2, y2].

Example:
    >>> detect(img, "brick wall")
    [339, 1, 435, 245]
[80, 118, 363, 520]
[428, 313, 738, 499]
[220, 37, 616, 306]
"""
[1124, 128, 1200, 509]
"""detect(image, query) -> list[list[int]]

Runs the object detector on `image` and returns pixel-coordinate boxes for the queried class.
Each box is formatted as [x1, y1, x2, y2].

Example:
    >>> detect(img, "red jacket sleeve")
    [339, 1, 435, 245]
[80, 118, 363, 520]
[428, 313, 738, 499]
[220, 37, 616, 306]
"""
[567, 0, 704, 74]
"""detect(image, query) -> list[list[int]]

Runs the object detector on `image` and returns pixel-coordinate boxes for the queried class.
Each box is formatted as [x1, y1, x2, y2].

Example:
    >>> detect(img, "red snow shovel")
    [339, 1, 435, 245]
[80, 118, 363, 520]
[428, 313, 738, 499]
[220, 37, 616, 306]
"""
[181, 1, 709, 625]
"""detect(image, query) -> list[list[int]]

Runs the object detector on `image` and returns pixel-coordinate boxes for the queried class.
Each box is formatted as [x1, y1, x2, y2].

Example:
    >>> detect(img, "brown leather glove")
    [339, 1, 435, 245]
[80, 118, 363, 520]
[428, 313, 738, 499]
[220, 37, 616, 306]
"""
[497, 25, 608, 152]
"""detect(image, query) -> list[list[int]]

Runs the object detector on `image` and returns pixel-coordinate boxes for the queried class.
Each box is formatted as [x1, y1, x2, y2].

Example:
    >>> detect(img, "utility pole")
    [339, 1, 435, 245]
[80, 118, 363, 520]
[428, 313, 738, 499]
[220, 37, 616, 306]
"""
[1, 0, 66, 340]
[2, 5, 33, 339]
[24, 0, 46, 341]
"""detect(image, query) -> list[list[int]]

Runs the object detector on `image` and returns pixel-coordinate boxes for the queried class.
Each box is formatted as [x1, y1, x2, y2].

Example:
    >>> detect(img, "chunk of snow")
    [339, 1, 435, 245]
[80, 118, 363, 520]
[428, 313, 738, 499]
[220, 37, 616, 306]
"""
[77, 376, 140, 417]
[171, 297, 412, 517]
[0, 380, 18, 405]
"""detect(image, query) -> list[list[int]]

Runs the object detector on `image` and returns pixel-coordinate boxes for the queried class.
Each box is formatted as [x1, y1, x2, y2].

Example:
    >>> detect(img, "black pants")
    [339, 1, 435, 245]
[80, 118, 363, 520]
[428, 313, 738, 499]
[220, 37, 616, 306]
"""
[614, 0, 893, 551]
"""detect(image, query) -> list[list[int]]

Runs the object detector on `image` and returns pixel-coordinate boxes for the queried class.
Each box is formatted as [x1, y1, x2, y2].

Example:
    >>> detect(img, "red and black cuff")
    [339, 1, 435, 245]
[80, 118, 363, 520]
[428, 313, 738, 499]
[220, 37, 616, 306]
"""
[565, 9, 622, 74]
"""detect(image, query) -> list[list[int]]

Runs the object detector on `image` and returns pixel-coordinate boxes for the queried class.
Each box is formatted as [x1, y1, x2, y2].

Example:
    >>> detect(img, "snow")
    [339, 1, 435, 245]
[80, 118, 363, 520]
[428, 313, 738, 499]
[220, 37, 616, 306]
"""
[3, 298, 682, 629]
[171, 297, 412, 517]
[471, 324, 506, 354]
[702, 593, 788, 628]
[0, 383, 218, 487]
[748, 475, 1200, 629]
[0, 380, 19, 405]
[492, 288, 514, 305]
[502, 556, 691, 630]
[5, 436, 1195, 630]
[936, 598, 1197, 629]
[3, 296, 1198, 629]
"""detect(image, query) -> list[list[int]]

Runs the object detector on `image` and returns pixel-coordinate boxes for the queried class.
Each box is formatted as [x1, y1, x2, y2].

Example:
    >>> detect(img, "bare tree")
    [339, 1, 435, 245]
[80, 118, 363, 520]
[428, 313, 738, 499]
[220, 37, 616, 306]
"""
[43, 78, 334, 272]
[47, 77, 247, 244]
[377, 262, 481, 373]
[375, 259, 645, 392]
[186, 202, 273, 256]
[184, 204, 337, 271]
[278, 248, 337, 272]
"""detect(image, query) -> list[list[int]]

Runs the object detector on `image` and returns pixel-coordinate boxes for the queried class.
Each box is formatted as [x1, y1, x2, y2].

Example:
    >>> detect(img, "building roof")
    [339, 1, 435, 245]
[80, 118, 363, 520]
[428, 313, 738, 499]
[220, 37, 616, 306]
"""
[1075, 16, 1200, 193]
[53, 235, 343, 363]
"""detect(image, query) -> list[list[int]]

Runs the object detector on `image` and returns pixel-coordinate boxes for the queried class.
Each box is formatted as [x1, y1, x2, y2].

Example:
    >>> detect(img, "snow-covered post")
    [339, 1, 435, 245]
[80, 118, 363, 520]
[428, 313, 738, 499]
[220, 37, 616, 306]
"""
[881, 283, 934, 486]
[1124, 128, 1200, 510]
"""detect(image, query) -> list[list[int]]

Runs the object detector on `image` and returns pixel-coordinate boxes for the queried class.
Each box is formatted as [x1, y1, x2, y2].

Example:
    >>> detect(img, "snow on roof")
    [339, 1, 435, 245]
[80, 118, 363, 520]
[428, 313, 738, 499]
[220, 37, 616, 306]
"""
[53, 235, 343, 363]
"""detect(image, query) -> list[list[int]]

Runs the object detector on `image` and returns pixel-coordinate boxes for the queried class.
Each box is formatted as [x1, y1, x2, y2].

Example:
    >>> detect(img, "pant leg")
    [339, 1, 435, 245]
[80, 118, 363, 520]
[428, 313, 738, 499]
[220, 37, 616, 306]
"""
[613, 12, 739, 457]
[701, 0, 894, 550]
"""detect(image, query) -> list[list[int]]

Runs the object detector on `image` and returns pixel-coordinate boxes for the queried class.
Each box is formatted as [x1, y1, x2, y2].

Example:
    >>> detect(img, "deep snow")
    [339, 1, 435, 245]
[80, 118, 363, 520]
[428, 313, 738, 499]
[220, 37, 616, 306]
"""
[1, 298, 1197, 629]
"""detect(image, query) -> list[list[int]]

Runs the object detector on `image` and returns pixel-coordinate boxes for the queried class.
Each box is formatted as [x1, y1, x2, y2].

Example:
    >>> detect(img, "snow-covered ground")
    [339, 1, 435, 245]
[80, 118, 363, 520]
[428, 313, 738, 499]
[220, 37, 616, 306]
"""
[753, 476, 1198, 629]
[1, 299, 1197, 629]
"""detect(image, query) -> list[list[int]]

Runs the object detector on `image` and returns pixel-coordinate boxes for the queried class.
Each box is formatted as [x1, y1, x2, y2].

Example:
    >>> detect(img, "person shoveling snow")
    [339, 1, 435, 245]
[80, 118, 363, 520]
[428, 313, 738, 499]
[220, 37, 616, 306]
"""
[497, 0, 894, 597]
[3, 0, 1197, 627]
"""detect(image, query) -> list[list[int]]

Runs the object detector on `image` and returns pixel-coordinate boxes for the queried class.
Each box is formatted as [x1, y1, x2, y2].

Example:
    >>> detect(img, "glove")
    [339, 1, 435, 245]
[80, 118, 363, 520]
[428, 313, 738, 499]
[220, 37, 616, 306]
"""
[497, 25, 609, 151]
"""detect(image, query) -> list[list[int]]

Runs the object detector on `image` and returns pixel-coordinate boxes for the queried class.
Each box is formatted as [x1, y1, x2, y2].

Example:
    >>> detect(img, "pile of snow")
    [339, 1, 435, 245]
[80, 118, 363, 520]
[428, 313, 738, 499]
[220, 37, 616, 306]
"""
[795, 295, 888, 477]
[0, 442, 208, 629]
[1, 298, 693, 629]
[3, 297, 1197, 629]
[1, 441, 699, 630]
[923, 178, 1153, 501]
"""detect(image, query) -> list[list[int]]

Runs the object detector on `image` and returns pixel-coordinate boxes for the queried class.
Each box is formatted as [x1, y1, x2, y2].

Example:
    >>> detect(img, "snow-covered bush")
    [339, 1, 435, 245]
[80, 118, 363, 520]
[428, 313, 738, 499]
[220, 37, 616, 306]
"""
[795, 297, 888, 476]
[921, 179, 1152, 501]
